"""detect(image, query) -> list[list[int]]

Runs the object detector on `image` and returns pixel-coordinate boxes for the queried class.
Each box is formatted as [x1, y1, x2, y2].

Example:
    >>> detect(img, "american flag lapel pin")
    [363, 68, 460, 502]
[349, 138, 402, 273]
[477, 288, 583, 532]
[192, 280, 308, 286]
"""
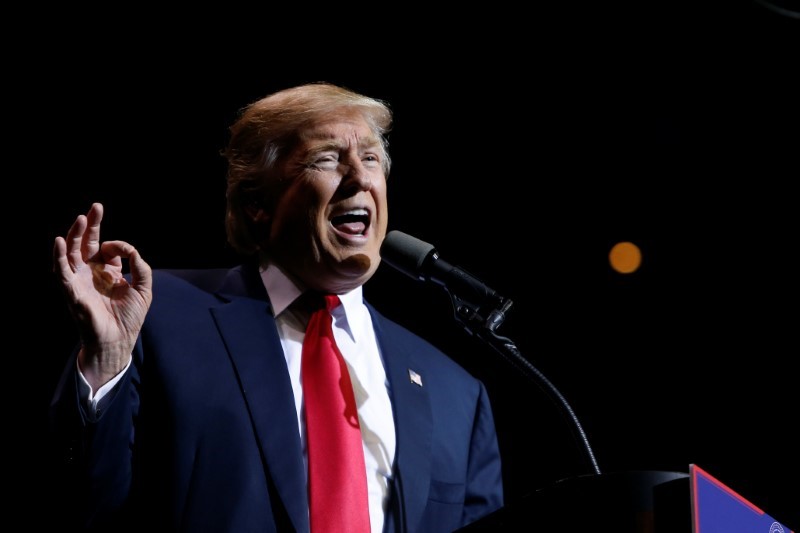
[408, 369, 423, 387]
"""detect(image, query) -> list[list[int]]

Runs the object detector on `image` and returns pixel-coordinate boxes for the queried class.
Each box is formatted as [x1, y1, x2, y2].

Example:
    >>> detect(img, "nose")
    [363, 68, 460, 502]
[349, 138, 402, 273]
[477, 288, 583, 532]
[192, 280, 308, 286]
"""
[341, 159, 373, 193]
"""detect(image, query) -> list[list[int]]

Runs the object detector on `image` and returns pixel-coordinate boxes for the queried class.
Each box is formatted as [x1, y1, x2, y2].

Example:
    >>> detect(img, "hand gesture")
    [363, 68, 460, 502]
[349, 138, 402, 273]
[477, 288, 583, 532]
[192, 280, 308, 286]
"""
[53, 203, 153, 389]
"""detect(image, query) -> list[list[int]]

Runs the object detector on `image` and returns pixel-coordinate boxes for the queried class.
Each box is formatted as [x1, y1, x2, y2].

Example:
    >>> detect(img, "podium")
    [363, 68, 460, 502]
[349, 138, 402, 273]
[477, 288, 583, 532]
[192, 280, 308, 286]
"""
[459, 470, 690, 532]
[459, 466, 794, 532]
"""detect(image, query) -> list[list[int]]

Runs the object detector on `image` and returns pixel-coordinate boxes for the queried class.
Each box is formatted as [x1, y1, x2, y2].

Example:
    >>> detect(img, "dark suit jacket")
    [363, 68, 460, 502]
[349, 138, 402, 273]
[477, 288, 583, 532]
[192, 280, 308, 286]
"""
[49, 262, 503, 532]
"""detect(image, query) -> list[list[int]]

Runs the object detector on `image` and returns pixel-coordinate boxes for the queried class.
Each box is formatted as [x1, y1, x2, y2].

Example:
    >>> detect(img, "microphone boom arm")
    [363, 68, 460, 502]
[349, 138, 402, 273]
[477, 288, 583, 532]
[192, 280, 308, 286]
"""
[446, 289, 602, 477]
[379, 230, 601, 476]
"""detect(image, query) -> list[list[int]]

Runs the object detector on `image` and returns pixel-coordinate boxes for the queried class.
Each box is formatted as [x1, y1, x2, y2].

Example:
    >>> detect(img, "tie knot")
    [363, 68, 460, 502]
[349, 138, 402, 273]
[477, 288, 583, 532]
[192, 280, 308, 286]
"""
[298, 291, 341, 314]
[324, 294, 341, 312]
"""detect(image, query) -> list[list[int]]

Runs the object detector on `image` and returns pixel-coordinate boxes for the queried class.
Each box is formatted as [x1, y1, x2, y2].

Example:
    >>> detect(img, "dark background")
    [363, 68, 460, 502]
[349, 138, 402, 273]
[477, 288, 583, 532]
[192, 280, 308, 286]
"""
[24, 1, 798, 529]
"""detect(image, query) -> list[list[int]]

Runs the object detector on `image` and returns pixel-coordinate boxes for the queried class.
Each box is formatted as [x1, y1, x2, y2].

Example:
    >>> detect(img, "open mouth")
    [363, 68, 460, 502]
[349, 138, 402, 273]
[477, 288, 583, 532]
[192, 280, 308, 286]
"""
[331, 208, 370, 236]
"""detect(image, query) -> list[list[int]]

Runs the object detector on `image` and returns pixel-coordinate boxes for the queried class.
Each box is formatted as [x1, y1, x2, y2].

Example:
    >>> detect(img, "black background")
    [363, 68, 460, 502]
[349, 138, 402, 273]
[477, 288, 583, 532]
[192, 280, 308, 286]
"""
[23, 1, 798, 529]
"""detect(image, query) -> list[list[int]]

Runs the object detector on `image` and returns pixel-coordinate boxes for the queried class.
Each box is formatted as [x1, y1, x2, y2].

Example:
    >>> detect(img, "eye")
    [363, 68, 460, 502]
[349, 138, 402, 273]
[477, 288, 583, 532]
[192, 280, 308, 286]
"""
[362, 153, 381, 166]
[309, 153, 339, 170]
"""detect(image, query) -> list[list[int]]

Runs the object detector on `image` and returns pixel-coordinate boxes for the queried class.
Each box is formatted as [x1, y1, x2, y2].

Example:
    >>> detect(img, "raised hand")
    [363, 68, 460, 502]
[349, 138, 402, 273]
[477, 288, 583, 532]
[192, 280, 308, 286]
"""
[53, 203, 153, 390]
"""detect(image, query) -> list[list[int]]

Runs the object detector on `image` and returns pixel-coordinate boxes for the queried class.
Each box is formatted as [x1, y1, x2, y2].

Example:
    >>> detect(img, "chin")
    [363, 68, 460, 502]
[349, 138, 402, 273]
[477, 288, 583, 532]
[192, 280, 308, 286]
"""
[327, 253, 377, 290]
[342, 252, 373, 271]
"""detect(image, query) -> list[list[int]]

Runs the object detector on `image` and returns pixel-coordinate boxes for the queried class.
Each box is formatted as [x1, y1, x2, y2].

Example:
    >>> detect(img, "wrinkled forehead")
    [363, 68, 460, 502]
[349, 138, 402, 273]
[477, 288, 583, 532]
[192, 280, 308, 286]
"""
[296, 110, 382, 151]
[300, 109, 377, 138]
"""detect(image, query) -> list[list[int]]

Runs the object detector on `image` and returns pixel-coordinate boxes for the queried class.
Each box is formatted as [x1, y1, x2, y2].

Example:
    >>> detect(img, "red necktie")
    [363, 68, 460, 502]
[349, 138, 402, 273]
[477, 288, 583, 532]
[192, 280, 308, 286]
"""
[301, 294, 371, 533]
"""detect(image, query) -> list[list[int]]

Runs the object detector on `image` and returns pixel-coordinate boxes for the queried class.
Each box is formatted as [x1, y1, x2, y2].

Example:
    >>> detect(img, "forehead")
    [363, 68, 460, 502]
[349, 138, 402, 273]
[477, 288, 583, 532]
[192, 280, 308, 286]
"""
[298, 110, 379, 147]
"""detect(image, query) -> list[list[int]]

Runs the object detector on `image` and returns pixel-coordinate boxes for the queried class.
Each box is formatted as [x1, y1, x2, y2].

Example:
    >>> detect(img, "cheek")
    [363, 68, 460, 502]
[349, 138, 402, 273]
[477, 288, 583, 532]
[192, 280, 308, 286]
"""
[300, 177, 338, 214]
[268, 196, 304, 241]
[272, 181, 322, 225]
[374, 187, 389, 220]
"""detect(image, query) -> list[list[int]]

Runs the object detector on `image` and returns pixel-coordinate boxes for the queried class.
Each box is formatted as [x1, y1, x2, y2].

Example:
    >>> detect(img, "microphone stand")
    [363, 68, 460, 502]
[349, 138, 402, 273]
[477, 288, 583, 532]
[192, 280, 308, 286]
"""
[447, 291, 602, 476]
[445, 288, 693, 531]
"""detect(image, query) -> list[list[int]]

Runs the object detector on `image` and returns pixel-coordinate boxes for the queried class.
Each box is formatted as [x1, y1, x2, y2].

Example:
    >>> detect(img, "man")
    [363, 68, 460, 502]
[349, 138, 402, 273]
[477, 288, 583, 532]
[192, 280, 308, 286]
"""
[50, 82, 503, 532]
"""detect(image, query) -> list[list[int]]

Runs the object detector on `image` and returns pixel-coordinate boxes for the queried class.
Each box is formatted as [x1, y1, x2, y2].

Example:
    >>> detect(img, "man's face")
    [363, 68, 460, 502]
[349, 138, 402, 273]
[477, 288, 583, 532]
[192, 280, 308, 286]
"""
[266, 110, 388, 293]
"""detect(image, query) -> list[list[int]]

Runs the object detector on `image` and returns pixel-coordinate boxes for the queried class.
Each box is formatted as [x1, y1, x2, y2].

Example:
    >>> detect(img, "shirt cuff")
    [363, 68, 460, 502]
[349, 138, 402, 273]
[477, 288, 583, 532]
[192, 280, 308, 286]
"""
[76, 355, 132, 421]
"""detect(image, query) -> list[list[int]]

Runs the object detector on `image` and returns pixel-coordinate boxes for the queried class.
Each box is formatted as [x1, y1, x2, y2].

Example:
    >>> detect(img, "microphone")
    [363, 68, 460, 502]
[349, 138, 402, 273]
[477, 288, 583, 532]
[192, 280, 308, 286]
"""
[380, 230, 504, 307]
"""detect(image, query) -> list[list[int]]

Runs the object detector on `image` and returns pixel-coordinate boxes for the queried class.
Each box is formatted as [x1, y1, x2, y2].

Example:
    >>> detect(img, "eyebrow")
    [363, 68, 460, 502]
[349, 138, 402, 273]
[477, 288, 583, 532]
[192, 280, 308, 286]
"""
[305, 136, 382, 155]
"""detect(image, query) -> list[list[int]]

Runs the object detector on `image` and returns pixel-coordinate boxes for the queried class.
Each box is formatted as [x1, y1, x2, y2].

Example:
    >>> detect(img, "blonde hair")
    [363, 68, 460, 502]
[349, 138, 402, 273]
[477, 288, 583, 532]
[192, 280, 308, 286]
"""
[223, 82, 393, 255]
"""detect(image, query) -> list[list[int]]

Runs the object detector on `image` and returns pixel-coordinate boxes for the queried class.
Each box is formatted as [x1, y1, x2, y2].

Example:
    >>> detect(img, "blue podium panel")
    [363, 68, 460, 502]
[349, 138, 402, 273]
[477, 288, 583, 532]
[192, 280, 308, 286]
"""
[691, 464, 794, 533]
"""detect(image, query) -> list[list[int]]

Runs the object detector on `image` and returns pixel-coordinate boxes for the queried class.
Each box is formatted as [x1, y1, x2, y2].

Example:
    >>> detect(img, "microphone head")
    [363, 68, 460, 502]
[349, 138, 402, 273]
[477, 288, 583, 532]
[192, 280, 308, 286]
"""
[380, 230, 436, 280]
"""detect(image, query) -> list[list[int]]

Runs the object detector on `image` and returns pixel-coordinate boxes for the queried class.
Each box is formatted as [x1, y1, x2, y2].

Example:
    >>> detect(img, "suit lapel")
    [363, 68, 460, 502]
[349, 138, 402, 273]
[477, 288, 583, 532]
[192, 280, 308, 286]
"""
[372, 310, 433, 533]
[211, 274, 309, 533]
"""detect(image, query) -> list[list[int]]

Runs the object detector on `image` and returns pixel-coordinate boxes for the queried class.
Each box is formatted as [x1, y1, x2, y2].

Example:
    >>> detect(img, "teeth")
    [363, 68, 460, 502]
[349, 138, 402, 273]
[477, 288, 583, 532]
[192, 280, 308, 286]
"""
[342, 208, 368, 217]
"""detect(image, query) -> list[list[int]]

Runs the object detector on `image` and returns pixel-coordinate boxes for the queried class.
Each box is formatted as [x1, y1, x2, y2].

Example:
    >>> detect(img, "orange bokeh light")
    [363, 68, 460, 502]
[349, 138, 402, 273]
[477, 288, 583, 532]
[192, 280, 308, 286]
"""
[609, 241, 642, 274]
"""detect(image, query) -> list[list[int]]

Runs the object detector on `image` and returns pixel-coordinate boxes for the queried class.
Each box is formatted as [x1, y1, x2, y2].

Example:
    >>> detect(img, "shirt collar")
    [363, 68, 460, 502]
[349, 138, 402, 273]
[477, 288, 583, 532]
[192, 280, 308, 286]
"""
[260, 263, 303, 317]
[259, 263, 365, 342]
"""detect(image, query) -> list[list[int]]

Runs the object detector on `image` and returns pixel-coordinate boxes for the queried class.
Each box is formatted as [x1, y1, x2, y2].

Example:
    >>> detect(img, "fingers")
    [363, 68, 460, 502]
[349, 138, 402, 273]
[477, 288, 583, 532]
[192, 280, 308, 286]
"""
[128, 248, 153, 296]
[100, 240, 153, 294]
[64, 213, 88, 271]
[62, 203, 104, 271]
[81, 203, 104, 261]
[57, 204, 152, 302]
[53, 236, 71, 281]
[99, 240, 136, 264]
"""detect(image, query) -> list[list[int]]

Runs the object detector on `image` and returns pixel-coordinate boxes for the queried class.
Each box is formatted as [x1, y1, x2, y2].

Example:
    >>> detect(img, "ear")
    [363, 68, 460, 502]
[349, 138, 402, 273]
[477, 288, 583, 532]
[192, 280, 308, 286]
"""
[244, 203, 271, 225]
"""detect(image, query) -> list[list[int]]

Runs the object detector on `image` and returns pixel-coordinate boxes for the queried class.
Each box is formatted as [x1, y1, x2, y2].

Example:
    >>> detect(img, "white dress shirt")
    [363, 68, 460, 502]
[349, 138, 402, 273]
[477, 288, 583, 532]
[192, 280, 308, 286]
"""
[263, 264, 396, 533]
